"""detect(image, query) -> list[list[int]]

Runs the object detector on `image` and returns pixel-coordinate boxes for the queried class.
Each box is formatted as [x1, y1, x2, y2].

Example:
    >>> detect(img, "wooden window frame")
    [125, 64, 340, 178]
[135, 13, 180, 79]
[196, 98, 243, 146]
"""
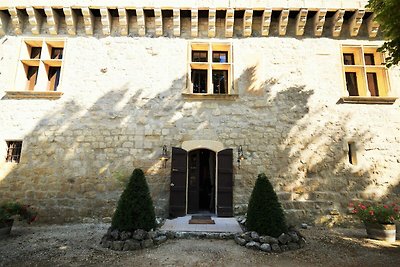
[187, 42, 234, 96]
[11, 38, 65, 95]
[341, 45, 391, 99]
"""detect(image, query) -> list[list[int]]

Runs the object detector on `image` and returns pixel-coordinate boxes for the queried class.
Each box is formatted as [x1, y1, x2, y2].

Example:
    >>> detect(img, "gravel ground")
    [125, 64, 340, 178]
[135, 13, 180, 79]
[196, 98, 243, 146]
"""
[1, 223, 400, 267]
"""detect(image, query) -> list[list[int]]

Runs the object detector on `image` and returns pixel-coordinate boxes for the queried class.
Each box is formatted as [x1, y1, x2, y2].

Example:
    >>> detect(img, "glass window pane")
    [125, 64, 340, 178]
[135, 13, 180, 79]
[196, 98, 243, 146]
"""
[51, 48, 63, 59]
[192, 51, 208, 62]
[364, 53, 375, 65]
[343, 53, 355, 65]
[30, 47, 42, 59]
[367, 72, 379, 96]
[345, 72, 359, 96]
[212, 70, 228, 94]
[212, 51, 228, 63]
[191, 70, 207, 93]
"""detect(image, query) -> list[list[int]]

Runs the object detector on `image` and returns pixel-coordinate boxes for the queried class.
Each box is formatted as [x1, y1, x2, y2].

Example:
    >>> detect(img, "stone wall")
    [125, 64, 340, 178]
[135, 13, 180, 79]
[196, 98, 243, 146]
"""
[0, 15, 399, 225]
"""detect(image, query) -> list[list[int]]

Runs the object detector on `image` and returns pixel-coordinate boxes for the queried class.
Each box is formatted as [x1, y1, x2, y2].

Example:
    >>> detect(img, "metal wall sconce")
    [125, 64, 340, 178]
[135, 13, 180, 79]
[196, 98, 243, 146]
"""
[237, 145, 245, 169]
[160, 145, 170, 168]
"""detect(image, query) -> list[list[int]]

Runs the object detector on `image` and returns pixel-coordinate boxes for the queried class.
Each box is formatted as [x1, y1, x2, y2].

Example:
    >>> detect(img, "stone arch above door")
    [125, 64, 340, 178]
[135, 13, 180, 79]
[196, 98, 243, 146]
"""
[182, 140, 224, 153]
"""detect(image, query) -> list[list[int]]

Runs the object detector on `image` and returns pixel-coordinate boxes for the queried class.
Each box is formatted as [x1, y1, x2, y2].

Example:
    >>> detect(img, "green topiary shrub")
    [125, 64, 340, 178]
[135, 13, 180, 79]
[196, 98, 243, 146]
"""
[111, 168, 156, 232]
[246, 173, 288, 237]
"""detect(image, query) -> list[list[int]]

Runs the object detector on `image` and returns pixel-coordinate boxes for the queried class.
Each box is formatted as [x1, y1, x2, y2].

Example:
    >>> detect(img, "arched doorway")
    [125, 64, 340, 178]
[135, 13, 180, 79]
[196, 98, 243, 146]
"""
[188, 149, 216, 214]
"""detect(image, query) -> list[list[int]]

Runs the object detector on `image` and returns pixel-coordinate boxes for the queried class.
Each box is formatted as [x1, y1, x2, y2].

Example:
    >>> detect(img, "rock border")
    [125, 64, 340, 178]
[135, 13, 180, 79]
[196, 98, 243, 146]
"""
[234, 230, 306, 252]
[100, 228, 236, 251]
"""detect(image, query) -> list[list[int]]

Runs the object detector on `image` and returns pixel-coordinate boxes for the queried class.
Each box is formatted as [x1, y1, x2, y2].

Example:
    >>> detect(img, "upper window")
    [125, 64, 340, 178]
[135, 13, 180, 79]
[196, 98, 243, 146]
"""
[341, 46, 390, 97]
[189, 43, 233, 95]
[15, 39, 64, 92]
[5, 141, 22, 163]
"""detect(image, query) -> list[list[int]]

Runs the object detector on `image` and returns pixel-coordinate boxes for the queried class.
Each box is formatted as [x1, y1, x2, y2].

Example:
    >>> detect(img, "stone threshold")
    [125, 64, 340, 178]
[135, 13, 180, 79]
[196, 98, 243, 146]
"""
[4, 91, 63, 100]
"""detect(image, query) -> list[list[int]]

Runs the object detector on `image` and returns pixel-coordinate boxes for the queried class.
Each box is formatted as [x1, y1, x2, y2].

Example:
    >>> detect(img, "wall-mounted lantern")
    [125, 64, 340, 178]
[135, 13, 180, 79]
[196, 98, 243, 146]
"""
[237, 145, 245, 169]
[160, 145, 170, 168]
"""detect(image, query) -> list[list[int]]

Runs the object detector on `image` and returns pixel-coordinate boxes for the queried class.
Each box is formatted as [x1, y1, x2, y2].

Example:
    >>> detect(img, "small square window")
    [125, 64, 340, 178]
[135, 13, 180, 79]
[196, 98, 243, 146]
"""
[343, 53, 355, 65]
[51, 47, 63, 59]
[30, 47, 42, 59]
[192, 51, 208, 62]
[364, 53, 375, 65]
[212, 51, 228, 63]
[6, 141, 22, 163]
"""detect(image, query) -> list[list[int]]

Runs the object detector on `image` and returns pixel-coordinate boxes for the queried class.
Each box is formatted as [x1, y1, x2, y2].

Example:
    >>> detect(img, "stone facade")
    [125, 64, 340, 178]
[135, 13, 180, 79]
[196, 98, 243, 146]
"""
[0, 0, 399, 225]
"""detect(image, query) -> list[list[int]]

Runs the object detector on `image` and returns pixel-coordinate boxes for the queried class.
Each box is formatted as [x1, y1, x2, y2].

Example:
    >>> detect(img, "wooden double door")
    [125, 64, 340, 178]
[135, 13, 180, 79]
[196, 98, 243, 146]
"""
[169, 147, 233, 217]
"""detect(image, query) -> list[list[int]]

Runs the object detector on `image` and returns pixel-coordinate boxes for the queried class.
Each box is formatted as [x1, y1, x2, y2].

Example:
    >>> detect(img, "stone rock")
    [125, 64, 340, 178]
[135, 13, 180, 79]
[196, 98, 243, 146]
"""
[245, 241, 261, 250]
[220, 233, 233, 239]
[111, 241, 125, 251]
[101, 240, 111, 249]
[148, 230, 157, 240]
[110, 229, 119, 240]
[166, 231, 175, 239]
[288, 242, 300, 250]
[280, 245, 289, 252]
[278, 233, 291, 244]
[123, 239, 141, 251]
[106, 227, 112, 236]
[250, 231, 260, 241]
[133, 229, 148, 241]
[234, 236, 247, 246]
[301, 223, 308, 229]
[153, 235, 167, 245]
[259, 235, 277, 244]
[271, 243, 281, 252]
[120, 231, 132, 241]
[141, 239, 154, 248]
[241, 232, 252, 242]
[299, 237, 307, 248]
[269, 237, 279, 244]
[260, 243, 272, 252]
[288, 231, 299, 242]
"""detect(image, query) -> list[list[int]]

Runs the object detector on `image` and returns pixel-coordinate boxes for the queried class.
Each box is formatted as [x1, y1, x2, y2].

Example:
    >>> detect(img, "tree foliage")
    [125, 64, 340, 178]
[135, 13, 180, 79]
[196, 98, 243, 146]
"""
[246, 173, 288, 237]
[111, 169, 156, 232]
[367, 0, 400, 67]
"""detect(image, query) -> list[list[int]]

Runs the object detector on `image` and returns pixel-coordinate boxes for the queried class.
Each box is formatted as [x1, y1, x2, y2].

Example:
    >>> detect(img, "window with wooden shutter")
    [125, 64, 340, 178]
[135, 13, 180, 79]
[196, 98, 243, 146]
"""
[5, 141, 22, 163]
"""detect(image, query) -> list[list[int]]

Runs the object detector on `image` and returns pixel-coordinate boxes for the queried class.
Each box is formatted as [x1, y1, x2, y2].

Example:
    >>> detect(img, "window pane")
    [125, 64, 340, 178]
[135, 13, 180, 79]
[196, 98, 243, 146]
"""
[345, 72, 359, 96]
[343, 53, 355, 65]
[191, 70, 207, 93]
[367, 72, 379, 96]
[48, 67, 61, 91]
[212, 51, 228, 63]
[212, 70, 228, 94]
[192, 51, 208, 62]
[26, 66, 39, 90]
[6, 141, 22, 163]
[364, 53, 375, 65]
[51, 48, 63, 59]
[30, 47, 42, 59]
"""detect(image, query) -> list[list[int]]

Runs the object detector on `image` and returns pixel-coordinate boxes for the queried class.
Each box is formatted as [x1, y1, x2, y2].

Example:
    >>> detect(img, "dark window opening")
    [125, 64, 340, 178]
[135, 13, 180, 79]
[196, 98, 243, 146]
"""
[192, 70, 207, 93]
[6, 141, 22, 163]
[26, 66, 39, 90]
[348, 142, 357, 165]
[48, 67, 61, 91]
[345, 72, 359, 96]
[364, 53, 375, 65]
[212, 70, 228, 94]
[343, 53, 355, 65]
[192, 51, 208, 62]
[212, 51, 228, 63]
[30, 47, 42, 59]
[51, 47, 63, 59]
[367, 72, 379, 96]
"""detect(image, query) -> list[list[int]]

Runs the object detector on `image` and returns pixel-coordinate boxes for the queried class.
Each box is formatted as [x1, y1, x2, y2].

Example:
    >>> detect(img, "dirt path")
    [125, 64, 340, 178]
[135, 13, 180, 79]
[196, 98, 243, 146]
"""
[1, 223, 399, 267]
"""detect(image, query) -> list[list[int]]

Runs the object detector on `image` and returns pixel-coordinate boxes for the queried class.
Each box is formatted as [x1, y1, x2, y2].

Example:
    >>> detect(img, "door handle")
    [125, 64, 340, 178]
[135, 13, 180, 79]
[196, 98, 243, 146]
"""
[170, 183, 175, 187]
[172, 168, 179, 172]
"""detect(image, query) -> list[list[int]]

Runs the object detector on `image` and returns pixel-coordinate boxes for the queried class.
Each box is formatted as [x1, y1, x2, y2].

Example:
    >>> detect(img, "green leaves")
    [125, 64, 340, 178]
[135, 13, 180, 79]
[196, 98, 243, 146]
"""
[367, 0, 400, 67]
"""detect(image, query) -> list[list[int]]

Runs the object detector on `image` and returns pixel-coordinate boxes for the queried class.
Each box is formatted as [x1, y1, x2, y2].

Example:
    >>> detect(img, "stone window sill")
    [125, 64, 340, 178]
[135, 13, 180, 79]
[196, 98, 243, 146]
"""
[4, 91, 63, 100]
[338, 96, 398, 104]
[182, 93, 239, 100]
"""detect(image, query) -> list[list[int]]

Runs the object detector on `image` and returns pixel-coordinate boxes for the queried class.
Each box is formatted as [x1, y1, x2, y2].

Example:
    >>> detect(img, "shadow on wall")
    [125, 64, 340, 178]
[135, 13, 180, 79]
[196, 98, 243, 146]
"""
[0, 63, 399, 226]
